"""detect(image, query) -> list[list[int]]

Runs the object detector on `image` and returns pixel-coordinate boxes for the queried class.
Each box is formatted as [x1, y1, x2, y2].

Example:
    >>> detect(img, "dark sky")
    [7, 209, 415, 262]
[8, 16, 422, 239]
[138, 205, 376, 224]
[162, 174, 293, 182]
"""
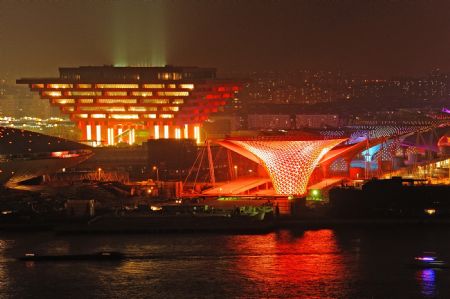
[1, 0, 450, 80]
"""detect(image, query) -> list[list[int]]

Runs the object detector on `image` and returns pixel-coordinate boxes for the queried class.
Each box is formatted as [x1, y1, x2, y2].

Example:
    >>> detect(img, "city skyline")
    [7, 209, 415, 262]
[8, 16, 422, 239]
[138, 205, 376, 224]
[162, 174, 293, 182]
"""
[2, 0, 450, 81]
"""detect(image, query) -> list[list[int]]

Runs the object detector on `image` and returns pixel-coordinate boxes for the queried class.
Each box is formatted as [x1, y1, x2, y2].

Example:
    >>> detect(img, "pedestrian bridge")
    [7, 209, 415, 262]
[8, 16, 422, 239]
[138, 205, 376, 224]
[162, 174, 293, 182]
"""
[202, 177, 272, 196]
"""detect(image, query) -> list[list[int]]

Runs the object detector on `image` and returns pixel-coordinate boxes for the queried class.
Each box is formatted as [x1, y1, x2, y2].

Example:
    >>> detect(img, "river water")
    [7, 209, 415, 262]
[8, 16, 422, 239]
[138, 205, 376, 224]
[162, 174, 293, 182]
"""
[1, 227, 450, 298]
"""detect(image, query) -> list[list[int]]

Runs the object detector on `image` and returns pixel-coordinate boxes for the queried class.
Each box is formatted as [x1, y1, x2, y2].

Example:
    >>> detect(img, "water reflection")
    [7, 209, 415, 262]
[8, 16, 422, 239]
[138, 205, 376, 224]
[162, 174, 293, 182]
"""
[3, 230, 450, 298]
[0, 239, 10, 294]
[417, 269, 437, 298]
[228, 229, 350, 298]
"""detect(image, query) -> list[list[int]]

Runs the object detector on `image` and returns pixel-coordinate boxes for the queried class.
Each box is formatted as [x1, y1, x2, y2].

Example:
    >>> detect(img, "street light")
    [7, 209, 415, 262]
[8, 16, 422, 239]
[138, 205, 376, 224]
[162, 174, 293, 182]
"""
[234, 165, 238, 179]
[152, 165, 159, 181]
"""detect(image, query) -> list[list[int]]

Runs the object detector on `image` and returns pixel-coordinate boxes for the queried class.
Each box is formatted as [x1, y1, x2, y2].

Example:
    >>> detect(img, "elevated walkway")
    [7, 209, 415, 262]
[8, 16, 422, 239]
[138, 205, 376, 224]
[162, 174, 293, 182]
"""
[202, 177, 272, 196]
[307, 177, 347, 191]
[202, 176, 347, 197]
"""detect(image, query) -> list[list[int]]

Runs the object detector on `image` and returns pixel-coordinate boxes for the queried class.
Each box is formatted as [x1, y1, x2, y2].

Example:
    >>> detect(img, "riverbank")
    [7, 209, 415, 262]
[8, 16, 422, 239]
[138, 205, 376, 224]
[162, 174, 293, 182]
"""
[2, 215, 450, 233]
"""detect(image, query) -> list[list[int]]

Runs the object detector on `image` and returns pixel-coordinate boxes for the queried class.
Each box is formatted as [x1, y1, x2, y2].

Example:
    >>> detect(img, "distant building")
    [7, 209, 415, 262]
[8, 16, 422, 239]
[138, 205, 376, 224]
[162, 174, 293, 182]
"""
[247, 114, 294, 130]
[246, 114, 340, 130]
[17, 66, 240, 146]
[296, 114, 340, 129]
[0, 81, 57, 119]
[203, 115, 243, 139]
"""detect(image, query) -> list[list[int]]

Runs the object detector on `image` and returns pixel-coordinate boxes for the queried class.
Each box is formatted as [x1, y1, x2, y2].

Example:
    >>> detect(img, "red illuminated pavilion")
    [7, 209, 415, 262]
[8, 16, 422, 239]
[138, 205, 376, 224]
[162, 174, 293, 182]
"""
[217, 136, 347, 195]
[17, 66, 239, 146]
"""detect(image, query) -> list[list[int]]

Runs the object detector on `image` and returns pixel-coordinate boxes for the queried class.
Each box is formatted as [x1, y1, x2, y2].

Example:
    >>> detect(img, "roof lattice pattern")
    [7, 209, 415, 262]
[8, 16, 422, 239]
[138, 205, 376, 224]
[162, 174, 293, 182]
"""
[229, 138, 346, 195]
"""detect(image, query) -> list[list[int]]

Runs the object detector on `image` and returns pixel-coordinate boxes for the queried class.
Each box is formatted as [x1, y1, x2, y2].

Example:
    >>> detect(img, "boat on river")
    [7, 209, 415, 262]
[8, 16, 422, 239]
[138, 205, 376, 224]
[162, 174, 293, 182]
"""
[18, 251, 125, 261]
[413, 252, 447, 269]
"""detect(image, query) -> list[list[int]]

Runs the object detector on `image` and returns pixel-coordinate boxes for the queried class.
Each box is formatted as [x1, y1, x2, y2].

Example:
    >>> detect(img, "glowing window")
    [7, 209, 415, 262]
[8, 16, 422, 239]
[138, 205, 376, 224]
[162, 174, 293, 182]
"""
[43, 91, 62, 97]
[159, 73, 171, 80]
[68, 91, 102, 96]
[105, 91, 128, 96]
[96, 84, 139, 89]
[160, 114, 174, 119]
[48, 84, 73, 88]
[77, 84, 92, 88]
[142, 99, 169, 104]
[131, 91, 153, 97]
[154, 125, 160, 139]
[175, 128, 181, 139]
[157, 91, 189, 96]
[144, 114, 157, 118]
[105, 107, 126, 112]
[91, 114, 106, 118]
[110, 114, 139, 119]
[180, 84, 194, 89]
[143, 84, 164, 89]
[164, 125, 169, 139]
[96, 125, 101, 143]
[86, 125, 92, 140]
[167, 84, 176, 89]
[75, 114, 88, 118]
[107, 128, 114, 145]
[53, 99, 75, 104]
[32, 84, 44, 89]
[194, 126, 200, 144]
[79, 106, 125, 112]
[157, 72, 183, 80]
[98, 99, 137, 104]
[172, 99, 184, 104]
[62, 107, 74, 112]
[78, 99, 94, 104]
[128, 106, 157, 112]
[173, 73, 182, 80]
[79, 107, 99, 111]
[184, 124, 189, 139]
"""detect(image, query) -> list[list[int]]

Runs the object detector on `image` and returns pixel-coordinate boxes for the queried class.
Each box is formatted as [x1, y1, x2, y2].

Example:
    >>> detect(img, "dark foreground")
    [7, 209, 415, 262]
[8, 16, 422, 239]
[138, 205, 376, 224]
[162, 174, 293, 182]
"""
[2, 227, 450, 298]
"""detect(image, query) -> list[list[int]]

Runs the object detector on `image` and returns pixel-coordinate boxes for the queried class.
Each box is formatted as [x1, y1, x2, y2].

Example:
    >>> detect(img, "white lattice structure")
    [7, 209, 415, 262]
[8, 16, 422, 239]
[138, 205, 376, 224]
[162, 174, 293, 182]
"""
[220, 138, 346, 195]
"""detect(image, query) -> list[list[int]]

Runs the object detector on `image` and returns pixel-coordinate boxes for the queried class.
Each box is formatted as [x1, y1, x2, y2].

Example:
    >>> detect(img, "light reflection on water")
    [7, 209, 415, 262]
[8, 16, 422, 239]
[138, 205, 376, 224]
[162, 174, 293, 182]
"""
[229, 229, 350, 298]
[1, 228, 450, 298]
[0, 239, 10, 292]
[417, 269, 437, 298]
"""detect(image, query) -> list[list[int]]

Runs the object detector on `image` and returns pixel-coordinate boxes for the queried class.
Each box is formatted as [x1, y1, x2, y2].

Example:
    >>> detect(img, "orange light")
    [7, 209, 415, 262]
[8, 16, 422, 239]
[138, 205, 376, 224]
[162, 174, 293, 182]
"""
[425, 209, 436, 215]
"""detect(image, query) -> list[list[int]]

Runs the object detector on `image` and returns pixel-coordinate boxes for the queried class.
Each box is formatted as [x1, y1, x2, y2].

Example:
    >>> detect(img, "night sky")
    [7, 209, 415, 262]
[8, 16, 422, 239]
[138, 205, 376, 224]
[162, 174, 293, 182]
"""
[1, 0, 450, 80]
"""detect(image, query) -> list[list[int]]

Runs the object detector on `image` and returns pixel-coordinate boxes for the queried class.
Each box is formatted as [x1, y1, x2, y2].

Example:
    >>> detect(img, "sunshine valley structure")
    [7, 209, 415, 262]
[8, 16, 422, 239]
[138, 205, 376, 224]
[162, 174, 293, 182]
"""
[17, 65, 239, 146]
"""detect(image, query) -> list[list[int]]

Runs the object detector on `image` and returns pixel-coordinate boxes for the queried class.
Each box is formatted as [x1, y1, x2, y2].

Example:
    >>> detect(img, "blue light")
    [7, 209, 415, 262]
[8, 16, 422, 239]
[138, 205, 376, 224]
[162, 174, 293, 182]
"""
[419, 268, 436, 298]
[416, 256, 435, 261]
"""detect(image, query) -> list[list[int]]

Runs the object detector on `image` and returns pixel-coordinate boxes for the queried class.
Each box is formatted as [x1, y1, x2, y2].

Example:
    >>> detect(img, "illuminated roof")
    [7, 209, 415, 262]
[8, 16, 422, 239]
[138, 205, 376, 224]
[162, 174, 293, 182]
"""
[402, 124, 450, 151]
[0, 127, 93, 186]
[218, 136, 346, 195]
[17, 65, 217, 83]
[320, 137, 385, 165]
[0, 126, 90, 155]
